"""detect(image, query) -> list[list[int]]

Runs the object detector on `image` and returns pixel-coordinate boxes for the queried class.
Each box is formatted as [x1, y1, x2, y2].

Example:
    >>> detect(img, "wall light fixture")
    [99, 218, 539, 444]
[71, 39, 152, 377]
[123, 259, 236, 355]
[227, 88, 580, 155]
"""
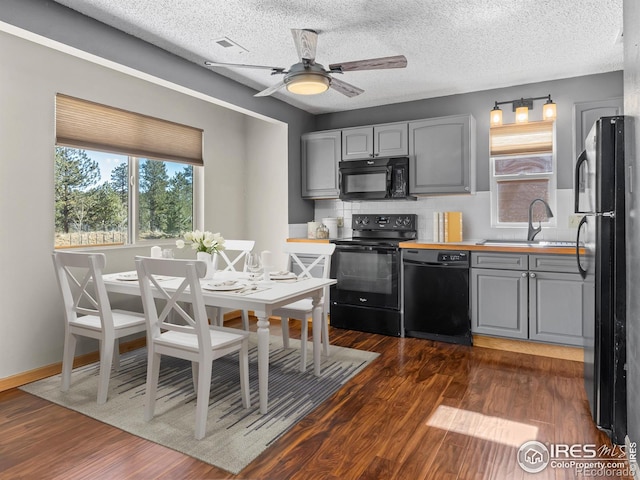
[490, 94, 557, 127]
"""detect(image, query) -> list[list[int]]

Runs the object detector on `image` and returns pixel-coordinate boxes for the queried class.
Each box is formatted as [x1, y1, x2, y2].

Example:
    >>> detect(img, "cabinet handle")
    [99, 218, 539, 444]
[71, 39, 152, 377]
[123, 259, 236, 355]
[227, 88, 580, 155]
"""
[521, 272, 527, 277]
[529, 272, 536, 278]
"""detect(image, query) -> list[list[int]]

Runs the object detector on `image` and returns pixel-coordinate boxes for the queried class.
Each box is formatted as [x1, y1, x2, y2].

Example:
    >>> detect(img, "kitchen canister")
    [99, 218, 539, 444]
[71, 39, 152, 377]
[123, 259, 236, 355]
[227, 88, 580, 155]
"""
[307, 221, 321, 239]
[322, 217, 339, 239]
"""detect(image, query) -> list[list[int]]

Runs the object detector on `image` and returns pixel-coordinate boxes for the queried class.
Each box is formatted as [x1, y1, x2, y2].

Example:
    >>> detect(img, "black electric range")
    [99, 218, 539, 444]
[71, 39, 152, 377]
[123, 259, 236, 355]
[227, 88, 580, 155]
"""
[329, 214, 416, 336]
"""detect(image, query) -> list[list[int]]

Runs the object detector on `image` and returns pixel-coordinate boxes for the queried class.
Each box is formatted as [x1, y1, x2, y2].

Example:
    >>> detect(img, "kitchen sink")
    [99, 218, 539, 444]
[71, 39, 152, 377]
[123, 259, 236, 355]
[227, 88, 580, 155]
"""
[477, 239, 578, 248]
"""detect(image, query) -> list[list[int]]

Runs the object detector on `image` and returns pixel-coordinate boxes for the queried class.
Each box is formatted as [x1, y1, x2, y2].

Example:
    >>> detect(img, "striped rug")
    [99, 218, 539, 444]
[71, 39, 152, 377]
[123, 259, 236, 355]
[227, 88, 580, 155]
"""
[20, 334, 379, 474]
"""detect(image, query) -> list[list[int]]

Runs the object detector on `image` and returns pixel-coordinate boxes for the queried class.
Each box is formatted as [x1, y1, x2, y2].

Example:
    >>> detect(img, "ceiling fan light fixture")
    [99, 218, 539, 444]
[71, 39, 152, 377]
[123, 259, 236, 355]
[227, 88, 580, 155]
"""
[285, 73, 330, 95]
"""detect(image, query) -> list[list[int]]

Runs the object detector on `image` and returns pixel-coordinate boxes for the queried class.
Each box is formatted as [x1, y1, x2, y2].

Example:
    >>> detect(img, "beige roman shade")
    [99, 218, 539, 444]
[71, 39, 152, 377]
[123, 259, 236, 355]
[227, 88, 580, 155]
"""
[55, 93, 203, 165]
[490, 120, 554, 157]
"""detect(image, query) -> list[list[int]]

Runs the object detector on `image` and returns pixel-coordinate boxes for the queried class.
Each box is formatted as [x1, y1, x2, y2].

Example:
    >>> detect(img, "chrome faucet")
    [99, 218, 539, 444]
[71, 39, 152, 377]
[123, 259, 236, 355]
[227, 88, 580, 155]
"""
[527, 198, 554, 241]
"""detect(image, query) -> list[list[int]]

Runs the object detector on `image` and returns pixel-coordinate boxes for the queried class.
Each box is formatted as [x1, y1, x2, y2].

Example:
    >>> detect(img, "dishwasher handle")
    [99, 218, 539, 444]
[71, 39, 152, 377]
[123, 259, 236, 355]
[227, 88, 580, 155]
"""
[403, 259, 468, 268]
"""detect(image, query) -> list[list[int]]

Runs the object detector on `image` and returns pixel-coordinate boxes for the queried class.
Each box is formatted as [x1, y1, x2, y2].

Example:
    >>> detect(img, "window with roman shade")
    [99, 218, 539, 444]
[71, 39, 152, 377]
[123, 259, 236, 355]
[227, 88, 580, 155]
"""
[54, 94, 202, 248]
[490, 120, 556, 225]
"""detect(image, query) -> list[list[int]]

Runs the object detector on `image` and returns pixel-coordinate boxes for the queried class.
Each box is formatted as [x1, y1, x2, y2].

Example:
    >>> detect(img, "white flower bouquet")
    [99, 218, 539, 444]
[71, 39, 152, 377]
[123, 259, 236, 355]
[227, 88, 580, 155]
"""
[176, 230, 225, 255]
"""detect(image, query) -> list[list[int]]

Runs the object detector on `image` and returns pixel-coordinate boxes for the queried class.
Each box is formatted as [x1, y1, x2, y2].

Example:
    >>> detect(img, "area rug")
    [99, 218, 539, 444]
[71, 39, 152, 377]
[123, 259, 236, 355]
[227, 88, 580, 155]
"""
[20, 334, 378, 474]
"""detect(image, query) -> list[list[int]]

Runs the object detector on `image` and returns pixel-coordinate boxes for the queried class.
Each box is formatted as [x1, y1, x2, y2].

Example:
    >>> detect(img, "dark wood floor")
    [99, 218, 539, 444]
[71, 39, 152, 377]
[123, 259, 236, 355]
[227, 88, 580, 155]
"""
[0, 319, 630, 480]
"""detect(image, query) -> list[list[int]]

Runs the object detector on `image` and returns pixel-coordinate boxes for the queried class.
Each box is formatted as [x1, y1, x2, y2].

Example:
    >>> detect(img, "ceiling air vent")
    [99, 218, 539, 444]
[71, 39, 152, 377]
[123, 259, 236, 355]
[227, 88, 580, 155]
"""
[215, 37, 248, 54]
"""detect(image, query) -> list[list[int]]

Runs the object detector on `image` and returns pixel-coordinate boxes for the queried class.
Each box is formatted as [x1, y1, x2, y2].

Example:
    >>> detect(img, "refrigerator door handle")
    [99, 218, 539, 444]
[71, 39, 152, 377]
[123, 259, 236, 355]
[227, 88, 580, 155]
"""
[576, 215, 589, 279]
[574, 150, 588, 213]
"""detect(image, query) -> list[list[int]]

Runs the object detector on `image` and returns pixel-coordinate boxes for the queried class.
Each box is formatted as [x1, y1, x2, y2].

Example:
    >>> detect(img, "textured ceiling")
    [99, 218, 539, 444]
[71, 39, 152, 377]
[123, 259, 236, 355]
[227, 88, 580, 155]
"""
[52, 0, 623, 115]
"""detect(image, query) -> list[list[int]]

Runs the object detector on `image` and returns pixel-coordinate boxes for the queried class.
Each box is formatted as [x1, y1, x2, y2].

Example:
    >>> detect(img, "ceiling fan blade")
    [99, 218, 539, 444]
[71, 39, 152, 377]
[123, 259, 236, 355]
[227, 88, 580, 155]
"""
[254, 80, 286, 97]
[291, 29, 318, 62]
[330, 77, 364, 98]
[329, 55, 408, 72]
[204, 60, 285, 72]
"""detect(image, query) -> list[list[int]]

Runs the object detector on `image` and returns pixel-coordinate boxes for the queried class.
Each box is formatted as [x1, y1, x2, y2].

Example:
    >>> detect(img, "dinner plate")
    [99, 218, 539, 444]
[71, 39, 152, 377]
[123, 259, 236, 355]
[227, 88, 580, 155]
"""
[116, 273, 138, 281]
[203, 282, 245, 292]
[270, 273, 298, 281]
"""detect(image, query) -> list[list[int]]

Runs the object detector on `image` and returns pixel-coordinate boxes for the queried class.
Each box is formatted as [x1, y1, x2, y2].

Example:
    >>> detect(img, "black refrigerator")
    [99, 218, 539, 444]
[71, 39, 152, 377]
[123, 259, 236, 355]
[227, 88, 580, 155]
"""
[575, 116, 627, 444]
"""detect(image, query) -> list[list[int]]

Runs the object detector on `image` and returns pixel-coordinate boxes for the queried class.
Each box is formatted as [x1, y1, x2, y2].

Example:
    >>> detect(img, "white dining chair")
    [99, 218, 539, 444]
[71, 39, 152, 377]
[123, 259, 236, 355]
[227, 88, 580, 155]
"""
[135, 256, 250, 440]
[212, 239, 255, 329]
[273, 242, 336, 372]
[51, 251, 147, 404]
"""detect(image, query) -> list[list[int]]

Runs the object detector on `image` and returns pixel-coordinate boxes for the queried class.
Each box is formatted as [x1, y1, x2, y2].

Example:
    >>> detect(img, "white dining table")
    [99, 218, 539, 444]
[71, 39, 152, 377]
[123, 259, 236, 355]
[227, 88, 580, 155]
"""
[102, 271, 336, 414]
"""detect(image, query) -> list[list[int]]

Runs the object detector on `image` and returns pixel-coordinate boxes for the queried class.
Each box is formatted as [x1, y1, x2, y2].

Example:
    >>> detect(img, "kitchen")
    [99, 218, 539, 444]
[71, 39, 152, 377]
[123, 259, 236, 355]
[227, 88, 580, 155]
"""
[1, 0, 639, 478]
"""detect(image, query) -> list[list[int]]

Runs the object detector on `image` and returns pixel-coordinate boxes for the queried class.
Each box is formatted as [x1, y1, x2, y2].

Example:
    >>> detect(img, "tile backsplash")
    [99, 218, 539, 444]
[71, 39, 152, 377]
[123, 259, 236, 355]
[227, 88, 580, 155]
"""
[290, 189, 577, 242]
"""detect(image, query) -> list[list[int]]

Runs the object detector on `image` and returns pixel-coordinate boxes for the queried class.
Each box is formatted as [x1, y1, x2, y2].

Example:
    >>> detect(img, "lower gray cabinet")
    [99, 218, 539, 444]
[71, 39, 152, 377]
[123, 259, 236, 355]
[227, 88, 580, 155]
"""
[471, 268, 529, 339]
[471, 252, 584, 346]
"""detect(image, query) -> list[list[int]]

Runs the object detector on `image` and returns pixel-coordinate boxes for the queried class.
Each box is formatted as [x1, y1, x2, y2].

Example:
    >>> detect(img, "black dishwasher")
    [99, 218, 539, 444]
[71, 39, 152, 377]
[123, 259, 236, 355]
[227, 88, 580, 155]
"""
[403, 249, 472, 345]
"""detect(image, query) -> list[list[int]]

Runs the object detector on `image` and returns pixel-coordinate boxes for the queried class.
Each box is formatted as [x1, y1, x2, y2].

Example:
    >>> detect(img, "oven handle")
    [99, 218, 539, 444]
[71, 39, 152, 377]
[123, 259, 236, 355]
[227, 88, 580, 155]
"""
[334, 244, 397, 252]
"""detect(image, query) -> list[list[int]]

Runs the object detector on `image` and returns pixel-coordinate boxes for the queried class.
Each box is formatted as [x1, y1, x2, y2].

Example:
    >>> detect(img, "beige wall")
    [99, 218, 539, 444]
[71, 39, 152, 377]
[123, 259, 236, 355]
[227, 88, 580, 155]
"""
[0, 29, 287, 378]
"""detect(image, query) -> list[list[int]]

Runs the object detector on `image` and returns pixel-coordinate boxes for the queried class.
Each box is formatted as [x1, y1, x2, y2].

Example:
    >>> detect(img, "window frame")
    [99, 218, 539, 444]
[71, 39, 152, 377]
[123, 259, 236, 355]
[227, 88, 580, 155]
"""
[53, 148, 202, 249]
[489, 122, 558, 228]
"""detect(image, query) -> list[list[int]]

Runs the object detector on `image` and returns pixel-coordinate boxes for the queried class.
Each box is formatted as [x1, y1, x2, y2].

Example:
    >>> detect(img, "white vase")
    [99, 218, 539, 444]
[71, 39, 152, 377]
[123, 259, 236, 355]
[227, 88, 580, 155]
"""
[196, 251, 217, 279]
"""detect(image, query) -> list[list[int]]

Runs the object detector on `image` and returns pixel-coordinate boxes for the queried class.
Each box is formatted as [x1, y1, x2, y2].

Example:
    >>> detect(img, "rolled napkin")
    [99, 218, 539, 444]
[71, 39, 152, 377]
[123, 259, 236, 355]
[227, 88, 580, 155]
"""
[150, 246, 162, 258]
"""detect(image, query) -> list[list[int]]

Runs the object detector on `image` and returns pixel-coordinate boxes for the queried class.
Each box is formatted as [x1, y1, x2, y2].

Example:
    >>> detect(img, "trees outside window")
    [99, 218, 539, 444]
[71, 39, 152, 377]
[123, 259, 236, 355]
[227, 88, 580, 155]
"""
[54, 147, 194, 248]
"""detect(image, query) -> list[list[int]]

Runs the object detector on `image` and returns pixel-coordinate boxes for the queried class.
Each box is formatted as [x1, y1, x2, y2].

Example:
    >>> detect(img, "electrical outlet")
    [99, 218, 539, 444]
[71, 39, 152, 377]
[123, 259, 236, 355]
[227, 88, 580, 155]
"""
[568, 214, 582, 228]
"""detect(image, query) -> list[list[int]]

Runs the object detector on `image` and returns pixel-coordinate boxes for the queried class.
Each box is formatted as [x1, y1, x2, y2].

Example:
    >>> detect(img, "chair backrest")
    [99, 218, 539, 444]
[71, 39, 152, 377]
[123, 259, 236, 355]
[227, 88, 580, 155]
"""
[215, 239, 255, 273]
[282, 242, 336, 280]
[51, 251, 114, 332]
[135, 256, 210, 348]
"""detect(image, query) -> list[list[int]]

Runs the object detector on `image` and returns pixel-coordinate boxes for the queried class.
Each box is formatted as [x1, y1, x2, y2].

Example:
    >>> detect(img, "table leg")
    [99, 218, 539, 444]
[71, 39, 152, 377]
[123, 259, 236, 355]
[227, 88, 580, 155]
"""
[255, 310, 270, 414]
[312, 293, 322, 377]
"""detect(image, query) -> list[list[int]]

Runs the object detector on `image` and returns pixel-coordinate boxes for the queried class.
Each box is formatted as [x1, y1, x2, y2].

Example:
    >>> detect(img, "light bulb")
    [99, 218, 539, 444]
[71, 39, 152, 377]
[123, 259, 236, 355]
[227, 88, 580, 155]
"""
[515, 106, 529, 124]
[490, 107, 503, 127]
[543, 101, 557, 121]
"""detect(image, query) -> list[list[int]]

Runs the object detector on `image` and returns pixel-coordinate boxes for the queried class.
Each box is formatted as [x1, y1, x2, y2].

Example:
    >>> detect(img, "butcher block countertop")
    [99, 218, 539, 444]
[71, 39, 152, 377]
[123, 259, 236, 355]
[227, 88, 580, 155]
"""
[287, 238, 580, 255]
[399, 241, 581, 255]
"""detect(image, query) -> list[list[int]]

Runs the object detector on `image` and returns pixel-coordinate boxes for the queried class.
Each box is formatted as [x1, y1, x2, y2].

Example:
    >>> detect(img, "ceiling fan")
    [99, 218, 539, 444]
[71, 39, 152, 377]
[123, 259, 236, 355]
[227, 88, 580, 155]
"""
[204, 29, 407, 98]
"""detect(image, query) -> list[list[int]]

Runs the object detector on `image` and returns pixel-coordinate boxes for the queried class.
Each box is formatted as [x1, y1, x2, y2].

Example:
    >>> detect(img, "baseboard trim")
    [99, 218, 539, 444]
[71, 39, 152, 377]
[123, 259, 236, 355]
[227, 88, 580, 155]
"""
[2, 310, 247, 393]
[473, 335, 584, 362]
[0, 337, 146, 393]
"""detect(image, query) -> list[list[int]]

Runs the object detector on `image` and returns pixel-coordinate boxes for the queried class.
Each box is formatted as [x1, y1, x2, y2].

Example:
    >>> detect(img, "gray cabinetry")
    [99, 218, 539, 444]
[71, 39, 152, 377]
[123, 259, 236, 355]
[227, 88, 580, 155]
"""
[408, 114, 476, 195]
[573, 98, 623, 159]
[471, 253, 529, 339]
[528, 255, 584, 346]
[471, 267, 529, 339]
[341, 123, 408, 160]
[471, 252, 584, 346]
[301, 130, 341, 199]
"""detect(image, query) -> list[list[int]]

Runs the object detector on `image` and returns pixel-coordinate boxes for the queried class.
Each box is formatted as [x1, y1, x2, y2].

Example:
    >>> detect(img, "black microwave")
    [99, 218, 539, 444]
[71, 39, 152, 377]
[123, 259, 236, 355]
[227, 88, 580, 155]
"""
[339, 156, 415, 201]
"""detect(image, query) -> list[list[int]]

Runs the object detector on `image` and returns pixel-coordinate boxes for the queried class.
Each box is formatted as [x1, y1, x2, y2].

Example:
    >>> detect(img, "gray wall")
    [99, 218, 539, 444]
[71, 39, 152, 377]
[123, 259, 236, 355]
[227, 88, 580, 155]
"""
[315, 72, 623, 192]
[623, 0, 640, 453]
[0, 0, 316, 224]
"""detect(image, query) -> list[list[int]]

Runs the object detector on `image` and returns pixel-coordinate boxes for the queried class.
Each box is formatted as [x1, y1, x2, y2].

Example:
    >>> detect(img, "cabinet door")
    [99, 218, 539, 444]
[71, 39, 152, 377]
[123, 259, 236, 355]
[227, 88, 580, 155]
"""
[409, 114, 476, 194]
[301, 130, 341, 199]
[471, 268, 528, 339]
[374, 123, 408, 157]
[342, 127, 373, 160]
[529, 271, 584, 346]
[574, 98, 623, 160]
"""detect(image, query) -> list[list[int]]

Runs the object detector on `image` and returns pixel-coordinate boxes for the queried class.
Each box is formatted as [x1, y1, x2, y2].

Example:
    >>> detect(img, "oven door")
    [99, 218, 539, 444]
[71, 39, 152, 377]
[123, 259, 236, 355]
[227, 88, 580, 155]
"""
[330, 244, 399, 309]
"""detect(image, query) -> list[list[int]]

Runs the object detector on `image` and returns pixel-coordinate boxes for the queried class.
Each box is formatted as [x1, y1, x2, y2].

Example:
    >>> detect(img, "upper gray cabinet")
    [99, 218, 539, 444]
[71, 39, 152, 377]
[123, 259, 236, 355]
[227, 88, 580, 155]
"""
[301, 130, 341, 199]
[341, 123, 408, 160]
[408, 114, 476, 195]
[574, 98, 623, 159]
